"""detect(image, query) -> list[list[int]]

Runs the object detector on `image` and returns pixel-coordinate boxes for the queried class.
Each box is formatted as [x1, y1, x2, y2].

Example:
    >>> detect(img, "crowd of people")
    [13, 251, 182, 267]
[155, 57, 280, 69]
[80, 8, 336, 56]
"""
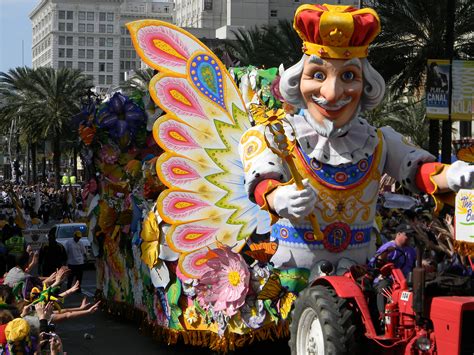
[0, 182, 97, 354]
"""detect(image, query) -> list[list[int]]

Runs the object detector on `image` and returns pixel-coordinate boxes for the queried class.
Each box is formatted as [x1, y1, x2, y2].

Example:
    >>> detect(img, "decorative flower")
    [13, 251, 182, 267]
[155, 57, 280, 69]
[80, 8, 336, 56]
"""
[241, 298, 267, 329]
[195, 246, 250, 317]
[182, 279, 198, 297]
[250, 264, 271, 293]
[140, 209, 160, 269]
[124, 159, 142, 178]
[99, 144, 120, 165]
[184, 305, 199, 325]
[96, 92, 146, 140]
[79, 124, 96, 145]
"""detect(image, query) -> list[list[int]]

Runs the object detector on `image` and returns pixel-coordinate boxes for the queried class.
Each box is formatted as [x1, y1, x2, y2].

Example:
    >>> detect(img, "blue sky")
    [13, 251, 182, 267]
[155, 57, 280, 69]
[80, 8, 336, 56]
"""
[0, 0, 37, 73]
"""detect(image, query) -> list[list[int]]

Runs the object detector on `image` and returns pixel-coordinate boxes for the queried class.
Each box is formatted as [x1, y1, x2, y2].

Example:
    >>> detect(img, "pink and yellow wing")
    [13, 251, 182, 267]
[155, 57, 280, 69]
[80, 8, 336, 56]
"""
[127, 20, 267, 279]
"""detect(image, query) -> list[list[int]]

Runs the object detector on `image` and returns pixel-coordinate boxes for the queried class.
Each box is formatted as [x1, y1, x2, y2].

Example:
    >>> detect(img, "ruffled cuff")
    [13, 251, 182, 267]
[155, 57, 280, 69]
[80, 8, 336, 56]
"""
[254, 178, 294, 224]
[415, 162, 454, 213]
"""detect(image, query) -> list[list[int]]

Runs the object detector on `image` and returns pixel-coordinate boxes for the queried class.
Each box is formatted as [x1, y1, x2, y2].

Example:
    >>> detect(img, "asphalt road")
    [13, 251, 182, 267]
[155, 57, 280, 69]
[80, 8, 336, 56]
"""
[59, 270, 291, 355]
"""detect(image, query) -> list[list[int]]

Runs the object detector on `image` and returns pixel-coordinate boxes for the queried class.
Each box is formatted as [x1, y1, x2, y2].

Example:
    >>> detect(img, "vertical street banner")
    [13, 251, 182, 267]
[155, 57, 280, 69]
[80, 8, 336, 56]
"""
[426, 59, 450, 119]
[452, 60, 474, 121]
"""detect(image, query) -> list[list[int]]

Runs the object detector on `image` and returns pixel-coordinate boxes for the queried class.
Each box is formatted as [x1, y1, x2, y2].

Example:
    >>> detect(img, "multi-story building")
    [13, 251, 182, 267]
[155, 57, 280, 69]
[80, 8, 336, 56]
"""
[174, 0, 361, 39]
[29, 0, 173, 93]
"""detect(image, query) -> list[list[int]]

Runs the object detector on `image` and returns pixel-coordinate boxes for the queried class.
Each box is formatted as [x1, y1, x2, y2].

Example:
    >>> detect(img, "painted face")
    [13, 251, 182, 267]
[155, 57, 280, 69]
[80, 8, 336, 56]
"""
[300, 57, 363, 129]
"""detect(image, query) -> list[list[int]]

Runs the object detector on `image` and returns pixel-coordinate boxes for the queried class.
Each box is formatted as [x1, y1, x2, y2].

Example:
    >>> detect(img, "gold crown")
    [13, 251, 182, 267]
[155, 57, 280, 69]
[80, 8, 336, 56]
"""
[294, 4, 381, 59]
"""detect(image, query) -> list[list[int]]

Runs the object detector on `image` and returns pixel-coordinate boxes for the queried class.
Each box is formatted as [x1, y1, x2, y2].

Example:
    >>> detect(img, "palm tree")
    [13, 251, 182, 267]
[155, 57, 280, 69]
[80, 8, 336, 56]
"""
[369, 0, 474, 159]
[120, 68, 155, 95]
[0, 67, 92, 187]
[224, 20, 303, 69]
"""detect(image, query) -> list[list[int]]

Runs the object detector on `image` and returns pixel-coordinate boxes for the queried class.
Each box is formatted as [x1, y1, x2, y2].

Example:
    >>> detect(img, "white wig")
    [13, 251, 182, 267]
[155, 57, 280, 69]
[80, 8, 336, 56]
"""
[279, 54, 385, 112]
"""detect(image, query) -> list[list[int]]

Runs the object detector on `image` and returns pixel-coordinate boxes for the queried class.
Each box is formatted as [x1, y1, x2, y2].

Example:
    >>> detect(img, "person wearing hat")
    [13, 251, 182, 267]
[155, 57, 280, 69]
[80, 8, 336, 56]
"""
[239, 3, 474, 275]
[64, 230, 86, 292]
[369, 223, 417, 276]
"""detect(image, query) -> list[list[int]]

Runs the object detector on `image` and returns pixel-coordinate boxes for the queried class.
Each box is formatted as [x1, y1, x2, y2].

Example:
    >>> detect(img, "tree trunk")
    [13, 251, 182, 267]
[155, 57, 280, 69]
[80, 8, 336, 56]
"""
[428, 120, 440, 158]
[73, 145, 78, 178]
[53, 135, 61, 189]
[31, 143, 37, 185]
[42, 141, 47, 183]
[27, 142, 31, 185]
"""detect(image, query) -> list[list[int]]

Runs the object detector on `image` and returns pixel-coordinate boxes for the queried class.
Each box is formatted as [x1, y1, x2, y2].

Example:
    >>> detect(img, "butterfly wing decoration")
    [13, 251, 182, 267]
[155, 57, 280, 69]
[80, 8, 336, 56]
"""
[245, 241, 278, 263]
[257, 272, 296, 320]
[127, 20, 270, 279]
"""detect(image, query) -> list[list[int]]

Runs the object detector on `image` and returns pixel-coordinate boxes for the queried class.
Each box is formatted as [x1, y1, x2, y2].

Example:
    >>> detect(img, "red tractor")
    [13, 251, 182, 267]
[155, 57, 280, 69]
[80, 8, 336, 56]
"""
[289, 255, 474, 354]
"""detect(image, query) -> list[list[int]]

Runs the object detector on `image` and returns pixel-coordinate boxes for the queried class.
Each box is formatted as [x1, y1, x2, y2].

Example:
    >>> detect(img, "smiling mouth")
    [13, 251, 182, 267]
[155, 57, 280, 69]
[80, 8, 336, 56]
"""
[311, 95, 352, 111]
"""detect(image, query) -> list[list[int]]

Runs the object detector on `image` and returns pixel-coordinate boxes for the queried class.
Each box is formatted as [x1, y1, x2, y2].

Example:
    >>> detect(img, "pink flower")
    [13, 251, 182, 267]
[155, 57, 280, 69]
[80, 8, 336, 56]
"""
[196, 246, 250, 317]
[99, 144, 120, 164]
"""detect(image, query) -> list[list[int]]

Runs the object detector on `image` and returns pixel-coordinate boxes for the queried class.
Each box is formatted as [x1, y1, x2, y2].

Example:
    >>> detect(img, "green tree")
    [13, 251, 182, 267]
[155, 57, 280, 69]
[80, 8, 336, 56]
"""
[120, 68, 155, 95]
[0, 67, 92, 187]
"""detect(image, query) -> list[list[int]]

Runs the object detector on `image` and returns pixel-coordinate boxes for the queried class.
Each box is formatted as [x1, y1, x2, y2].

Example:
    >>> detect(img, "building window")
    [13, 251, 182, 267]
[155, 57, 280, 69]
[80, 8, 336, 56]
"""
[107, 38, 113, 47]
[58, 61, 65, 68]
[67, 11, 73, 20]
[99, 75, 105, 84]
[107, 50, 113, 59]
[106, 75, 113, 84]
[87, 37, 94, 46]
[87, 24, 94, 32]
[78, 23, 85, 32]
[99, 24, 106, 33]
[99, 63, 105, 72]
[78, 62, 85, 71]
[78, 11, 85, 20]
[66, 61, 73, 68]
[78, 37, 85, 46]
[99, 12, 106, 21]
[66, 23, 73, 32]
[106, 63, 113, 72]
[87, 12, 94, 21]
[58, 36, 65, 45]
[107, 25, 113, 33]
[66, 36, 73, 45]
[107, 12, 114, 21]
[58, 22, 65, 31]
[78, 49, 85, 59]
[66, 48, 73, 58]
[99, 50, 105, 59]
[270, 10, 278, 17]
[87, 49, 94, 59]
[204, 0, 213, 11]
[86, 62, 94, 71]
[58, 48, 65, 58]
[58, 10, 65, 19]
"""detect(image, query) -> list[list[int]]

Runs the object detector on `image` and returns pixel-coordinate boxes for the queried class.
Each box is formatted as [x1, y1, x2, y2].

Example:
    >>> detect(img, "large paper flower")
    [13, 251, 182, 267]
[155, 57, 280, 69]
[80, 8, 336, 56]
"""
[96, 92, 146, 140]
[195, 246, 250, 317]
[140, 209, 160, 268]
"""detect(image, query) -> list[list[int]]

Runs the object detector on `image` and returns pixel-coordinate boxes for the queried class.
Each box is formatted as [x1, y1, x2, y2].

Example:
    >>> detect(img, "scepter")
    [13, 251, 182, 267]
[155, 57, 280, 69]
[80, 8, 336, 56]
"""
[250, 105, 323, 241]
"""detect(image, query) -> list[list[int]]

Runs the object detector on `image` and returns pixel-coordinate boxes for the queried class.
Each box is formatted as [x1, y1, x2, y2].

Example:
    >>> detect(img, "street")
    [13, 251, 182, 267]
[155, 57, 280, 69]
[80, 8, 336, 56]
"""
[60, 270, 291, 355]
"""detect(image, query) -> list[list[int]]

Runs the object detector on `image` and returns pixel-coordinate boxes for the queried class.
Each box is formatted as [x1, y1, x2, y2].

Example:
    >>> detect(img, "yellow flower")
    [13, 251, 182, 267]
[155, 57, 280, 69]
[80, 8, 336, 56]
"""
[140, 210, 160, 268]
[249, 104, 286, 126]
[184, 305, 199, 325]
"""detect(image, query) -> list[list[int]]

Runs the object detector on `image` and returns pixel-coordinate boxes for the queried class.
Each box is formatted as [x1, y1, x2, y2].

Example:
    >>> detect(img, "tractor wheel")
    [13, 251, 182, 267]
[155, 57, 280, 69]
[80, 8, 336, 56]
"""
[289, 285, 357, 355]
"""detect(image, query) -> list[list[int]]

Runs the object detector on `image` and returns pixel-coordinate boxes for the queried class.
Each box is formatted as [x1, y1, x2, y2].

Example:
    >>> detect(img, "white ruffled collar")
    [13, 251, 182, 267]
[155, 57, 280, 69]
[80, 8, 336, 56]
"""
[288, 111, 379, 165]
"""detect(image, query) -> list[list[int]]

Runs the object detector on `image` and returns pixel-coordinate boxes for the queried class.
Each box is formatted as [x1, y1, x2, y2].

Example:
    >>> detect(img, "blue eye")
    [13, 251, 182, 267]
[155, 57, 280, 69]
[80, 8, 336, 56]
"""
[313, 71, 326, 80]
[342, 71, 355, 81]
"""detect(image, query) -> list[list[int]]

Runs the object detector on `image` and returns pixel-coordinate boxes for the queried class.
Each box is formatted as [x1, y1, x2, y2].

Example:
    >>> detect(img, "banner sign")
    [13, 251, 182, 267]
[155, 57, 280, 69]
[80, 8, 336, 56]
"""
[455, 189, 474, 242]
[427, 59, 474, 121]
[452, 60, 474, 121]
[426, 59, 450, 119]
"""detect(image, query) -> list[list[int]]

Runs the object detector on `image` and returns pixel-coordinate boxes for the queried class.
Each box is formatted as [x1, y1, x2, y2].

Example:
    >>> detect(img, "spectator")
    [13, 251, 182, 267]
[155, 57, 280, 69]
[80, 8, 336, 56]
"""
[65, 231, 86, 293]
[38, 230, 67, 277]
[3, 253, 31, 288]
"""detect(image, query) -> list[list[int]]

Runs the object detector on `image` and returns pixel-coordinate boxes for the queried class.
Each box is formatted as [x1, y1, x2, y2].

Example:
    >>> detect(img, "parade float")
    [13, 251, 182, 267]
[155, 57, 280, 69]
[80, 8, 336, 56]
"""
[76, 3, 474, 353]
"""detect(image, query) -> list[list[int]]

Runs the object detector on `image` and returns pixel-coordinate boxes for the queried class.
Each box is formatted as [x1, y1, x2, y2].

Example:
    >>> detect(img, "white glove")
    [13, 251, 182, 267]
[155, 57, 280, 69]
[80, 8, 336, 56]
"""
[273, 179, 317, 219]
[446, 160, 474, 192]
